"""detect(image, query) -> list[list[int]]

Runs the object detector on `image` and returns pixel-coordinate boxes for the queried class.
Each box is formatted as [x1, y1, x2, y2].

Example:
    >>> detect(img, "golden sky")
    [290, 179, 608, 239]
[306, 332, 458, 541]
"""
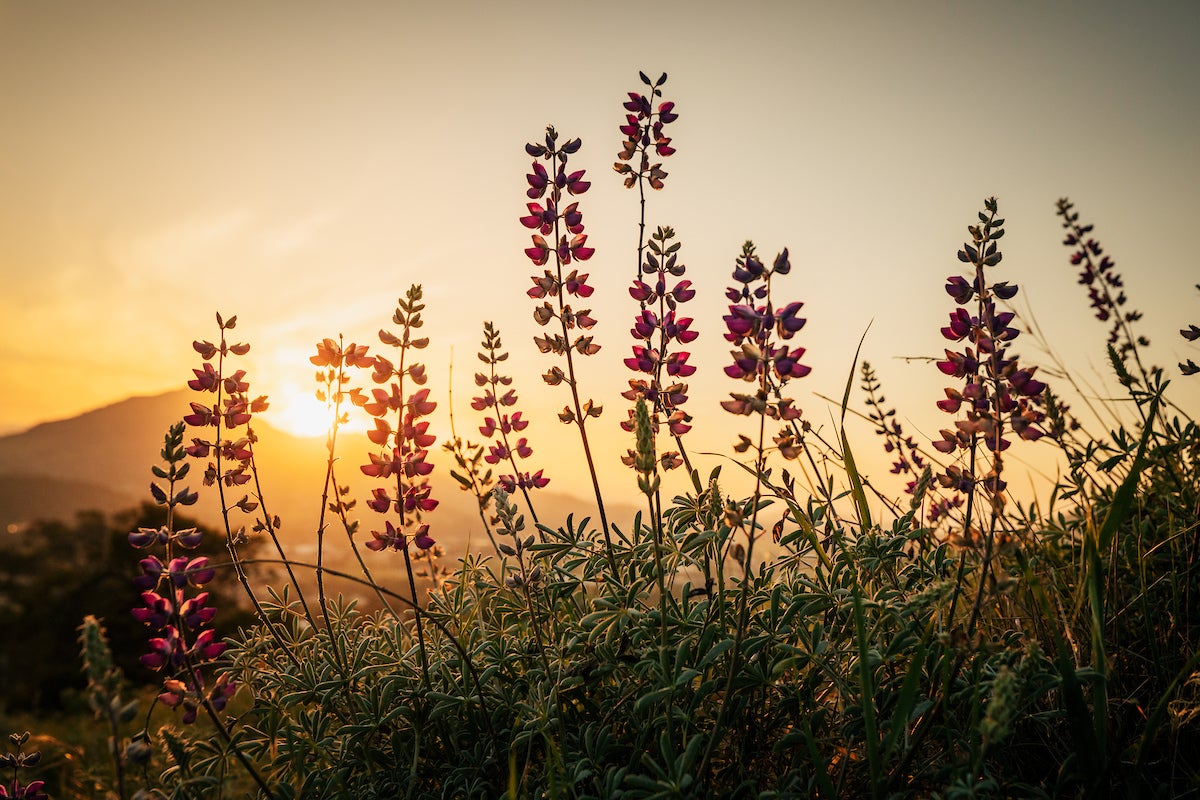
[2, 0, 1198, 498]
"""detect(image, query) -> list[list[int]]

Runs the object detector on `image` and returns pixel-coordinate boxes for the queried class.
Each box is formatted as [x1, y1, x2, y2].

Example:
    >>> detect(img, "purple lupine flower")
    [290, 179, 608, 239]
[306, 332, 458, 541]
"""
[934, 198, 1046, 513]
[720, 242, 811, 460]
[0, 780, 48, 800]
[722, 246, 810, 391]
[613, 71, 678, 190]
[620, 226, 697, 470]
[131, 428, 235, 725]
[521, 125, 605, 428]
[363, 284, 438, 553]
[472, 322, 548, 520]
[1056, 198, 1150, 367]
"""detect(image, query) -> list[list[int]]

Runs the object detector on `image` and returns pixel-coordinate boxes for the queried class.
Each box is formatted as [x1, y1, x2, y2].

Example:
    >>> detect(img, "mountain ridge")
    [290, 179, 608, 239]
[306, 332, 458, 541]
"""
[0, 390, 636, 564]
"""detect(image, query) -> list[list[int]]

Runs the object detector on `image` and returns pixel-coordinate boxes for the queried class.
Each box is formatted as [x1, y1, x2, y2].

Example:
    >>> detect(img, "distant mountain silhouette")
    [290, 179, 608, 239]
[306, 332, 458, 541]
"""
[0, 391, 637, 577]
[0, 475, 139, 533]
[0, 390, 195, 531]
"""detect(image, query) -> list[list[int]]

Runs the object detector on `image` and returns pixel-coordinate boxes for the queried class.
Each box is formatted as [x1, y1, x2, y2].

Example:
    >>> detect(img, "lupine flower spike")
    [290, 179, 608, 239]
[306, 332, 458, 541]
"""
[861, 361, 962, 523]
[703, 241, 811, 781]
[721, 242, 811, 457]
[622, 226, 697, 472]
[522, 125, 616, 568]
[130, 423, 232, 726]
[614, 71, 678, 272]
[934, 198, 1046, 530]
[614, 71, 676, 191]
[719, 243, 811, 567]
[1056, 198, 1152, 384]
[473, 321, 547, 522]
[362, 284, 437, 681]
[361, 285, 439, 555]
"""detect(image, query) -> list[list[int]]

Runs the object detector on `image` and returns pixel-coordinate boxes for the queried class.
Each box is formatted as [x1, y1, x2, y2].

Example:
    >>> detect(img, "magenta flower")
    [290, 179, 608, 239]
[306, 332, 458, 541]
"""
[132, 591, 173, 628]
[526, 161, 549, 198]
[0, 780, 48, 800]
[365, 520, 406, 552]
[719, 241, 811, 468]
[363, 284, 438, 556]
[179, 592, 218, 629]
[1057, 198, 1149, 373]
[498, 470, 550, 493]
[563, 269, 595, 296]
[619, 227, 698, 471]
[614, 72, 677, 191]
[934, 198, 1045, 511]
[187, 362, 220, 392]
[473, 322, 548, 522]
[365, 520, 436, 552]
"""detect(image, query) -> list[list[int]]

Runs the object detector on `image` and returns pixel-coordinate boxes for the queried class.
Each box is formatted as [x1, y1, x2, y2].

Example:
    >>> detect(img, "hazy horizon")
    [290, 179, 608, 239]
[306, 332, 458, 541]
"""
[3, 0, 1199, 500]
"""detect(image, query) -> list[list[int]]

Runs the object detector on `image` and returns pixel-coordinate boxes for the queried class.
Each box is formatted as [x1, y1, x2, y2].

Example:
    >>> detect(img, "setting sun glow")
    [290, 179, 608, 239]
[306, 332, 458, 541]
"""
[264, 383, 367, 439]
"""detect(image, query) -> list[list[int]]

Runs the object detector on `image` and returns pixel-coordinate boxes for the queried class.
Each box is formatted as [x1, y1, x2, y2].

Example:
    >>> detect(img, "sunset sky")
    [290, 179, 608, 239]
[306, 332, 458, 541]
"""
[2, 1, 1198, 499]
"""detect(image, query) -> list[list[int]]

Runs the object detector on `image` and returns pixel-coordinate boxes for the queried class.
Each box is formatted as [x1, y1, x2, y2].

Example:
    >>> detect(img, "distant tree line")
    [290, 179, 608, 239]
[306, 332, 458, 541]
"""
[0, 503, 261, 711]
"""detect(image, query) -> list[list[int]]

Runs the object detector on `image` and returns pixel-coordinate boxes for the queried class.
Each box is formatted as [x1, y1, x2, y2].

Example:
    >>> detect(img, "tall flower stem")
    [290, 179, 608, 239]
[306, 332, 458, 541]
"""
[247, 443, 316, 631]
[361, 286, 439, 687]
[552, 213, 614, 566]
[1056, 198, 1152, 387]
[523, 127, 614, 571]
[188, 316, 302, 672]
[703, 242, 808, 779]
[394, 331, 432, 685]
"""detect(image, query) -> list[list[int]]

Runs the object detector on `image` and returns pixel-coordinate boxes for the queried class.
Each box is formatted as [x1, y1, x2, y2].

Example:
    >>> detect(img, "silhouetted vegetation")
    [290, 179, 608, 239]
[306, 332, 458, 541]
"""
[4, 72, 1199, 800]
[0, 504, 258, 712]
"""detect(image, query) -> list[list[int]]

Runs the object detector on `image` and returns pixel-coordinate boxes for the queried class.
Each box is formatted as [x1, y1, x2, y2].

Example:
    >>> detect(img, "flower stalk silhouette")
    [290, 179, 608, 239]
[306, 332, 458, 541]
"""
[521, 125, 616, 569]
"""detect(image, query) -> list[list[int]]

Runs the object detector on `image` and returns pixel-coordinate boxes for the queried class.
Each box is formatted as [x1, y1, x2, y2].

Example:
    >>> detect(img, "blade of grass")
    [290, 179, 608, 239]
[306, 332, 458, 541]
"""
[840, 326, 873, 531]
[1085, 390, 1161, 763]
[853, 590, 882, 800]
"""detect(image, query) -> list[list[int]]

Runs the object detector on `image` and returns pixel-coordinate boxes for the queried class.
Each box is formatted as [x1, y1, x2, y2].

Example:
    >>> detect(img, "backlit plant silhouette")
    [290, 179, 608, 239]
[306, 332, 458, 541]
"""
[860, 360, 962, 524]
[16, 72, 1194, 800]
[521, 125, 614, 567]
[1056, 197, 1152, 383]
[472, 320, 547, 522]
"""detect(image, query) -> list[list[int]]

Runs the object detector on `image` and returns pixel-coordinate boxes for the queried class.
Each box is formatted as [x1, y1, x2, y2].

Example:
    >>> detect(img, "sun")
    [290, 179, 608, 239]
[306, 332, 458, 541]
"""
[262, 382, 367, 439]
